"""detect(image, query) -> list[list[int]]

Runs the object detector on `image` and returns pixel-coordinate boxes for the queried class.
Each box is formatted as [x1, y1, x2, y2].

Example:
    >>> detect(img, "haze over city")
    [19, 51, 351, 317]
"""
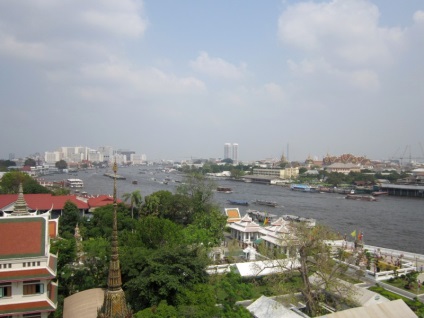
[0, 0, 423, 162]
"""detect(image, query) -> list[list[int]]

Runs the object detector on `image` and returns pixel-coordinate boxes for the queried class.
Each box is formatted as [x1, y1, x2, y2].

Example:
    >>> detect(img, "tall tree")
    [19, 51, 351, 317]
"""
[122, 190, 142, 219]
[55, 159, 68, 170]
[257, 223, 356, 317]
[59, 201, 82, 238]
[0, 171, 50, 194]
[24, 158, 36, 167]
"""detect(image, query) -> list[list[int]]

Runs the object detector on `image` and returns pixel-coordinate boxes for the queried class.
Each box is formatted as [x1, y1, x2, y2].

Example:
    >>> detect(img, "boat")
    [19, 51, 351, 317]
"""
[253, 200, 278, 207]
[345, 194, 377, 201]
[247, 209, 277, 223]
[132, 180, 138, 185]
[290, 184, 317, 192]
[65, 178, 84, 188]
[371, 191, 388, 196]
[217, 187, 233, 194]
[227, 199, 249, 206]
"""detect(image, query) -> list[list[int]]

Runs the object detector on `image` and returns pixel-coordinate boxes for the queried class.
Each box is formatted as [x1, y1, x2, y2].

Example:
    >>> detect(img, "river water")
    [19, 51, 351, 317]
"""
[43, 166, 424, 254]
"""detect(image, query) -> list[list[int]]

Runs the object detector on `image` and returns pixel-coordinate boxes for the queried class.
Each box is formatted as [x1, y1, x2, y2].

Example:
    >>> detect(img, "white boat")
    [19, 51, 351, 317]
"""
[66, 178, 84, 188]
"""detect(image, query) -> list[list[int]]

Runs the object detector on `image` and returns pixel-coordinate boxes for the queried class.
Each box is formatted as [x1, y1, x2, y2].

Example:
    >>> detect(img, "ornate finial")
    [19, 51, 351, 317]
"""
[12, 183, 31, 216]
[98, 159, 132, 318]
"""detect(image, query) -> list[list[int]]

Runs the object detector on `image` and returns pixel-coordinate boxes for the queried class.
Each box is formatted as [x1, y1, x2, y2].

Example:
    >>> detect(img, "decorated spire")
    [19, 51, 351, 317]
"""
[11, 183, 31, 216]
[98, 160, 132, 318]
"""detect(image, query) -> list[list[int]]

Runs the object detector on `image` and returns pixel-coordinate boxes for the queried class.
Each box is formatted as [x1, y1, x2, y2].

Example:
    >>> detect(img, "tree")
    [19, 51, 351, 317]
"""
[24, 158, 36, 167]
[55, 159, 68, 170]
[176, 173, 216, 215]
[0, 171, 50, 194]
[257, 223, 356, 317]
[59, 201, 82, 238]
[122, 190, 142, 219]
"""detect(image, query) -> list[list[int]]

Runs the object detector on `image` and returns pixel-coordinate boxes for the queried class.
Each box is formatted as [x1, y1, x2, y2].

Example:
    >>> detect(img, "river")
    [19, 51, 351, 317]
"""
[42, 166, 424, 254]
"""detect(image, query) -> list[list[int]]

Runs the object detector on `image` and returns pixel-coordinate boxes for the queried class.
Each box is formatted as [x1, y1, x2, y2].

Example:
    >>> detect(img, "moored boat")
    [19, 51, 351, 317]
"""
[290, 184, 317, 192]
[227, 199, 249, 206]
[345, 194, 377, 201]
[371, 191, 388, 196]
[217, 187, 233, 193]
[246, 209, 277, 223]
[253, 200, 278, 207]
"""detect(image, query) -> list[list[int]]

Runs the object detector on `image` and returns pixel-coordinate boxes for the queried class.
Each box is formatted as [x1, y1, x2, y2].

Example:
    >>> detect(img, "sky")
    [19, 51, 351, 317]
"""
[0, 0, 423, 162]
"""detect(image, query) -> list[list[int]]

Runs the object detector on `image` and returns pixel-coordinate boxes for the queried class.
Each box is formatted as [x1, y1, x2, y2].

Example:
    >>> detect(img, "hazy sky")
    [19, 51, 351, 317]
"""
[1, 0, 423, 162]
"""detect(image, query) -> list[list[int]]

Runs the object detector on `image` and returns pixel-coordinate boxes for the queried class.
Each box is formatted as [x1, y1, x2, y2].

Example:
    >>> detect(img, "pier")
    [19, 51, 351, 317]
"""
[380, 183, 424, 198]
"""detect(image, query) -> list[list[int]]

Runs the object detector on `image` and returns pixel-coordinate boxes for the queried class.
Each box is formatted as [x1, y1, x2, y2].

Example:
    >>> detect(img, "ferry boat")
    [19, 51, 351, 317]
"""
[253, 200, 278, 207]
[217, 187, 233, 194]
[345, 194, 377, 201]
[66, 178, 84, 188]
[290, 184, 317, 192]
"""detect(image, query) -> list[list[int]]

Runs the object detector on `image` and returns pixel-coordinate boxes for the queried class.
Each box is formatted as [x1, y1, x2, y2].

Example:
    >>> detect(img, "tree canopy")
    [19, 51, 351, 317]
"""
[0, 171, 50, 194]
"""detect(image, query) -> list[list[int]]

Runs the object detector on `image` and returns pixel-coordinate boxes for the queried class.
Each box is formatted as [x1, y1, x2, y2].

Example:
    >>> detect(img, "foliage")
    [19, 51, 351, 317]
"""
[122, 190, 142, 219]
[123, 245, 209, 312]
[135, 300, 178, 318]
[141, 191, 192, 225]
[84, 203, 135, 238]
[176, 173, 216, 214]
[263, 223, 356, 317]
[55, 159, 68, 170]
[370, 285, 424, 317]
[59, 201, 82, 238]
[24, 158, 37, 167]
[0, 159, 16, 171]
[0, 171, 50, 194]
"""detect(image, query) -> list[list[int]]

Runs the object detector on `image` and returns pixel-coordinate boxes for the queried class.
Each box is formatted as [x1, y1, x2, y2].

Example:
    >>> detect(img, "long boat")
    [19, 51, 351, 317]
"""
[345, 194, 377, 201]
[290, 184, 317, 192]
[217, 187, 233, 193]
[253, 200, 278, 207]
[227, 199, 249, 206]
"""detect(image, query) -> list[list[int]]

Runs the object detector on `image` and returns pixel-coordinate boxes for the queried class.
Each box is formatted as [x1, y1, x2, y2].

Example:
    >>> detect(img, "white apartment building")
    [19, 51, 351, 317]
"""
[44, 152, 61, 164]
[130, 154, 146, 165]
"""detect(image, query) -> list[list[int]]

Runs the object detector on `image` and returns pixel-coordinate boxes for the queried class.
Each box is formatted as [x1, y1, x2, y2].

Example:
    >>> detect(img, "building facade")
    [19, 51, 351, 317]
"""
[0, 185, 58, 318]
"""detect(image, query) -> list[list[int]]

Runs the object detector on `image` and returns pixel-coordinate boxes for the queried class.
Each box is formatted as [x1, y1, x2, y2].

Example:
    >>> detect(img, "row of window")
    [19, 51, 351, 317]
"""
[0, 281, 44, 298]
[0, 261, 42, 270]
[23, 261, 41, 268]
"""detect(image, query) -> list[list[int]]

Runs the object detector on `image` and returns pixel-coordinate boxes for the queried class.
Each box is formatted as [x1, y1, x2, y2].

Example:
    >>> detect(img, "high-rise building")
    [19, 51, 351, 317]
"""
[224, 143, 231, 159]
[232, 143, 238, 164]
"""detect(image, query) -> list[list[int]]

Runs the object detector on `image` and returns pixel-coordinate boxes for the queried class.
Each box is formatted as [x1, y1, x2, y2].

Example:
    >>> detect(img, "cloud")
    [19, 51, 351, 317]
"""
[190, 51, 247, 79]
[278, 0, 404, 67]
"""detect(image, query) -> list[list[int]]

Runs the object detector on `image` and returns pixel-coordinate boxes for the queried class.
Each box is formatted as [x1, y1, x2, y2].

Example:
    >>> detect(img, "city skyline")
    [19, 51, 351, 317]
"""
[0, 1, 423, 161]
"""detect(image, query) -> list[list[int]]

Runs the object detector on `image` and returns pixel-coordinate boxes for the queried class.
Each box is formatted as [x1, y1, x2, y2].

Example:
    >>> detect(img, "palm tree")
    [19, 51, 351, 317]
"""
[122, 190, 142, 219]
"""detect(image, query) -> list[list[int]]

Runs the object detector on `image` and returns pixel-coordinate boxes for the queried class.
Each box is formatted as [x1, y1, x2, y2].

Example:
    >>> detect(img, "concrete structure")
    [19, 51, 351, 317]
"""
[325, 163, 361, 175]
[228, 214, 262, 246]
[224, 143, 231, 160]
[0, 184, 58, 317]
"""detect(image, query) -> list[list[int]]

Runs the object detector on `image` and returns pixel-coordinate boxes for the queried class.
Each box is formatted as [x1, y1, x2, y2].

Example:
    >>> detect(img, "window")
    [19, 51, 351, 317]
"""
[23, 314, 41, 318]
[0, 282, 12, 298]
[23, 281, 44, 295]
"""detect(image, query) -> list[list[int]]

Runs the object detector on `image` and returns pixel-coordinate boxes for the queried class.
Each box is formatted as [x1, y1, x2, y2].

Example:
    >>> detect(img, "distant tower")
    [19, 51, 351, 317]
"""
[224, 143, 231, 159]
[97, 161, 132, 318]
[232, 143, 239, 164]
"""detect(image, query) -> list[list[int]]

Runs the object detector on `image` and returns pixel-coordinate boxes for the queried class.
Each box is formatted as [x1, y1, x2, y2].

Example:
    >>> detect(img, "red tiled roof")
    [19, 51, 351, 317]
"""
[0, 194, 89, 211]
[0, 218, 45, 258]
[87, 195, 120, 208]
[0, 268, 55, 283]
[0, 300, 55, 315]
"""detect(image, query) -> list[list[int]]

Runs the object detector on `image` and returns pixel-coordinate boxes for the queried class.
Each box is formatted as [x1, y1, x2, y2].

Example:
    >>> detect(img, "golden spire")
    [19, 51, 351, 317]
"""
[98, 160, 132, 318]
[12, 183, 31, 216]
